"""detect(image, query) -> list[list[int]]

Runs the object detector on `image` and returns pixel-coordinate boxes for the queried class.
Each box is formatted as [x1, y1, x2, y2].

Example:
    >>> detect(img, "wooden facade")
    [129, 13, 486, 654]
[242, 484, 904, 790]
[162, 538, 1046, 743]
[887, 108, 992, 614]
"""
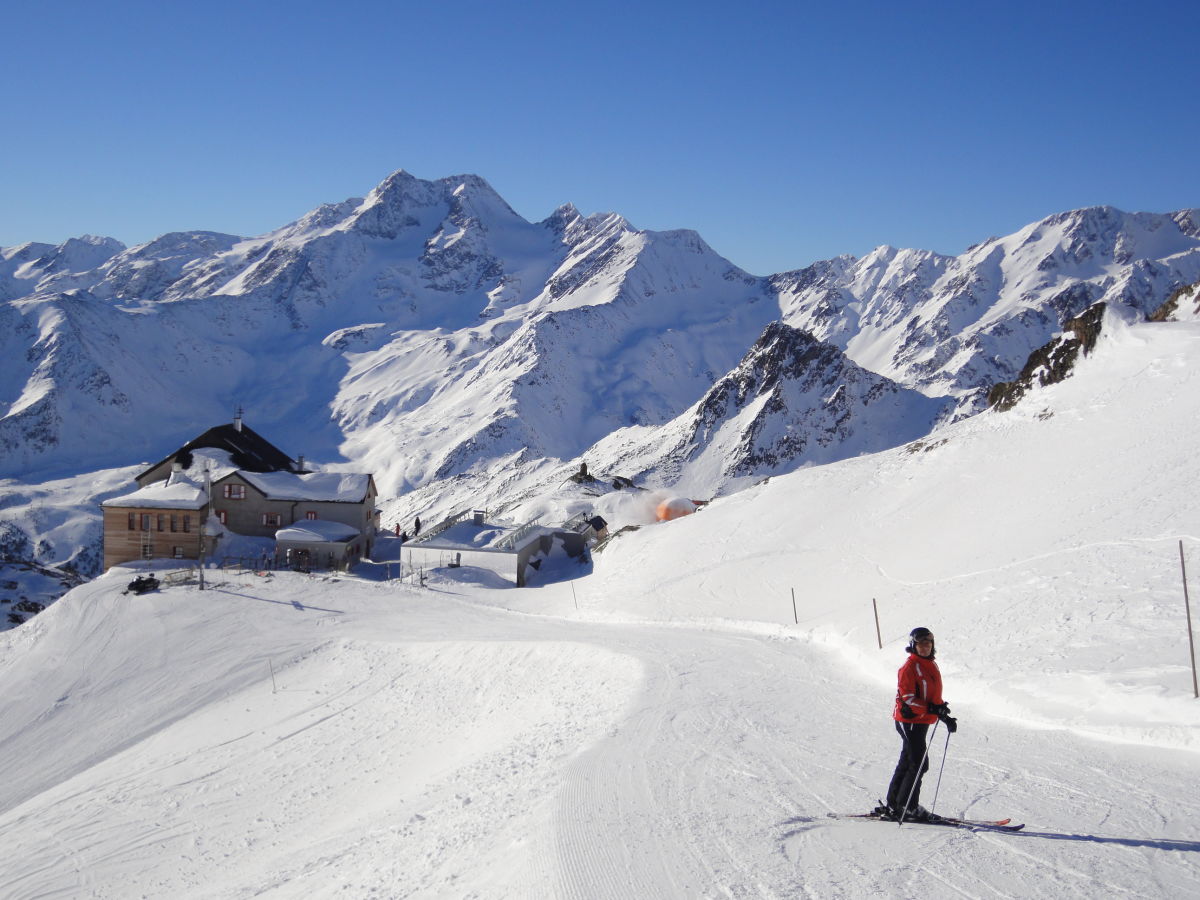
[101, 506, 206, 571]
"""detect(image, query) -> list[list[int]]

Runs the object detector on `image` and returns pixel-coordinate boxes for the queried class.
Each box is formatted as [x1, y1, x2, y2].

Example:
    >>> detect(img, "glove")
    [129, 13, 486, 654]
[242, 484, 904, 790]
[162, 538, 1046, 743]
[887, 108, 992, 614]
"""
[940, 714, 958, 733]
[928, 702, 951, 717]
[899, 702, 916, 720]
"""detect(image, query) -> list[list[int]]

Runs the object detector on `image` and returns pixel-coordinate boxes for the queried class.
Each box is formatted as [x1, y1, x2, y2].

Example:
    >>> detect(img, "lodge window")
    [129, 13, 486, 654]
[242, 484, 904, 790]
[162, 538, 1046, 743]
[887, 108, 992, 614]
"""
[141, 514, 152, 531]
[183, 515, 191, 533]
[217, 510, 228, 525]
[173, 547, 184, 558]
[262, 513, 282, 527]
[171, 514, 179, 533]
[128, 513, 136, 530]
[158, 514, 166, 532]
[305, 511, 318, 520]
[223, 484, 246, 500]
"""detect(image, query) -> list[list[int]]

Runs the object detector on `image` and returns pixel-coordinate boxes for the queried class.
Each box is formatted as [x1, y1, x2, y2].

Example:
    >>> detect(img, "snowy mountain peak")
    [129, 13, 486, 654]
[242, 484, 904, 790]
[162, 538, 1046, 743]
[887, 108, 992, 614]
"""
[579, 321, 953, 497]
[124, 231, 243, 257]
[439, 174, 525, 231]
[541, 203, 586, 241]
[349, 169, 444, 238]
[343, 170, 525, 243]
[17, 234, 125, 277]
[685, 321, 952, 479]
[0, 234, 127, 300]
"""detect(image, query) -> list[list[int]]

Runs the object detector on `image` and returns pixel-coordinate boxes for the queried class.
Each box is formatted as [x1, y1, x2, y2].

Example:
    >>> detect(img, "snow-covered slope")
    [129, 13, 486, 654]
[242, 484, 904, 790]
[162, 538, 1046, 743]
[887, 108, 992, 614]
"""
[0, 313, 1197, 898]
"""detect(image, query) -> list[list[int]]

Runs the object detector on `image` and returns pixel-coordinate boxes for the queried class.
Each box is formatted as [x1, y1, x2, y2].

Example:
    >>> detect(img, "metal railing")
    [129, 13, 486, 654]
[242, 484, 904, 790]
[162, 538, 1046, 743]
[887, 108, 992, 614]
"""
[495, 515, 544, 551]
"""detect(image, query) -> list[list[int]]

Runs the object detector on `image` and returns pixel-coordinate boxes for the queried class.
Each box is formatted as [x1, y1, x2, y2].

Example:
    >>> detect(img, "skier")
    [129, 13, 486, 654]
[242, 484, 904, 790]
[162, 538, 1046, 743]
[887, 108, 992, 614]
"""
[876, 626, 957, 822]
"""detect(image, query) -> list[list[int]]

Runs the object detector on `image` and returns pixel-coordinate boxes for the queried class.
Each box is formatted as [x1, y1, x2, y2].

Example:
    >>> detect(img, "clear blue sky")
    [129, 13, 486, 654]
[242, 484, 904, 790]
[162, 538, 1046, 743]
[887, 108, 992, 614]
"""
[3, 0, 1197, 275]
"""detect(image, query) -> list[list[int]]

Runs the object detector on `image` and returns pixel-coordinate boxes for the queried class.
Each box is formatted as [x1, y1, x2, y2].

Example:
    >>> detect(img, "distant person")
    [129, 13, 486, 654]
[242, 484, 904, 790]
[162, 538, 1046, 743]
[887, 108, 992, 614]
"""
[875, 627, 957, 822]
[414, 516, 421, 535]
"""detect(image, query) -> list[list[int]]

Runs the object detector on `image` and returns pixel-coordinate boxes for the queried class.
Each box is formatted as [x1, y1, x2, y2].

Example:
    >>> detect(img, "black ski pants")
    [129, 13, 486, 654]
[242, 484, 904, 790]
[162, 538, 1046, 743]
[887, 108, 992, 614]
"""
[886, 721, 930, 813]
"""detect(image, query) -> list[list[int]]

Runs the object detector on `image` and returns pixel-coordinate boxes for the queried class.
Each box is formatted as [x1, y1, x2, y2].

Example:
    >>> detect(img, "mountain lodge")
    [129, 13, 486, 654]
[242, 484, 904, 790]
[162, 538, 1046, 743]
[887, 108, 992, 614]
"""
[101, 414, 379, 570]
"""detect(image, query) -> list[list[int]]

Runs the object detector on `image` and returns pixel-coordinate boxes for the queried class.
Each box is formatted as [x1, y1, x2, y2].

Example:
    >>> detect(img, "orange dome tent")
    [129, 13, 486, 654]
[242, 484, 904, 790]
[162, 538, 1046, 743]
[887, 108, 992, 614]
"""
[656, 497, 697, 521]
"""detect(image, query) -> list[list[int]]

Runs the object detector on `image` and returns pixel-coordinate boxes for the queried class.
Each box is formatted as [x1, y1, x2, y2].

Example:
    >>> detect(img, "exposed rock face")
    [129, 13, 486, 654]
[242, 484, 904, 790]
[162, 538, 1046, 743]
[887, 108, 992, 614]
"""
[1147, 281, 1200, 322]
[987, 302, 1108, 412]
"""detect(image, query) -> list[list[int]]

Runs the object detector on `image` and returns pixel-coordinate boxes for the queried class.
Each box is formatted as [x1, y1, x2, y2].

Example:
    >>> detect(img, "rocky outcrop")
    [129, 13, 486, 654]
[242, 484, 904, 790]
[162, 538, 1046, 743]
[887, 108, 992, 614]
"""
[987, 302, 1107, 412]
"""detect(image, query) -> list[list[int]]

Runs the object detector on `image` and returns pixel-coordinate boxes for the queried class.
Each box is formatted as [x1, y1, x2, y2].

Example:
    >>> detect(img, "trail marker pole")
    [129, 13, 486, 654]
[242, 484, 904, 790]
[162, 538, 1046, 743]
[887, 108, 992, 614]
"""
[872, 598, 883, 650]
[791, 588, 798, 625]
[1181, 541, 1199, 699]
[572, 583, 579, 610]
[269, 659, 278, 694]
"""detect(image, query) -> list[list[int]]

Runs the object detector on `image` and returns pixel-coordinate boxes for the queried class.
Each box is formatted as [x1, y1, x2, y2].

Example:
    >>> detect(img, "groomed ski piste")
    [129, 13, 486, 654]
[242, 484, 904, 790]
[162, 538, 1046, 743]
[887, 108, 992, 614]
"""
[2, 315, 1199, 898]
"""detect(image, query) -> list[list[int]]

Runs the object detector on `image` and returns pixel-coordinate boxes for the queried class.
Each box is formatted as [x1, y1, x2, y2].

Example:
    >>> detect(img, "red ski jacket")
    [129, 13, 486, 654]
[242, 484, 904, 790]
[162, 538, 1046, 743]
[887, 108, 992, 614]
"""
[893, 653, 943, 724]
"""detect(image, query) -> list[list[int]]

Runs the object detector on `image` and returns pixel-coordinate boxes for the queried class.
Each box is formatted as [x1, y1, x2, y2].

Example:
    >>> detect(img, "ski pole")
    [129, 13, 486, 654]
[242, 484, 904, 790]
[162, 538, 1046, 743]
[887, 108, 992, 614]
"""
[929, 727, 951, 815]
[898, 720, 939, 827]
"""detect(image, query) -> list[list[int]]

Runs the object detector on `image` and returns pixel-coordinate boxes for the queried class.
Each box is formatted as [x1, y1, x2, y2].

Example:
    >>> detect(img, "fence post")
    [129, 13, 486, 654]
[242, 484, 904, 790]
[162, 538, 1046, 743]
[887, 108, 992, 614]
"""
[1180, 541, 1199, 699]
[872, 597, 883, 650]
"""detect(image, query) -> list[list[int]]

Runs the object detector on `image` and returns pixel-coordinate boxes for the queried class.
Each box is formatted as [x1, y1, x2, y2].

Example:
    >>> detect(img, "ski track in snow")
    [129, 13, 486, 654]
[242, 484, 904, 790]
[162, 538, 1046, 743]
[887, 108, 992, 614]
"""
[0, 572, 1198, 898]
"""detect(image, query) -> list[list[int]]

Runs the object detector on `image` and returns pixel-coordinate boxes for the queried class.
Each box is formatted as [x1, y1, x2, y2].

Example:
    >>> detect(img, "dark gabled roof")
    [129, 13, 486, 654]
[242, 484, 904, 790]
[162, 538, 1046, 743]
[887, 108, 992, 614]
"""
[138, 422, 296, 482]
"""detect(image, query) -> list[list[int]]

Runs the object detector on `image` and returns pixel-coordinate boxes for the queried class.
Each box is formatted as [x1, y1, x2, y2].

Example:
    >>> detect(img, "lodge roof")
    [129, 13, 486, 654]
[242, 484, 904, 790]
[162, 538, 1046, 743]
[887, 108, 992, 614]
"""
[137, 421, 296, 484]
[229, 470, 374, 503]
[102, 471, 208, 510]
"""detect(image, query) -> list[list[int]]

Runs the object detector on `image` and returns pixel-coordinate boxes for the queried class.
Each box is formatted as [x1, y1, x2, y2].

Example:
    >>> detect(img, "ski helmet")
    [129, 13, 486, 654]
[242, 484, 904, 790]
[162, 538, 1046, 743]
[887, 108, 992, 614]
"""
[906, 626, 936, 657]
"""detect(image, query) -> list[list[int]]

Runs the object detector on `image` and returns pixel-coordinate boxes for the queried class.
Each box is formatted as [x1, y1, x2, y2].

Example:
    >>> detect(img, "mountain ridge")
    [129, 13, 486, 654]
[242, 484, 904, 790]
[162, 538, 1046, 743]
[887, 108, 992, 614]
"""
[2, 170, 1199, 601]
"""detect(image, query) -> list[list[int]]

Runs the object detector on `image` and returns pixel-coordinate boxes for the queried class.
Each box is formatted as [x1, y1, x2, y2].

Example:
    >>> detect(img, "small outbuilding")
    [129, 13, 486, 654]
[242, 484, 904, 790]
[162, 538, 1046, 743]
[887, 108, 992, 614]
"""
[401, 510, 554, 586]
[275, 519, 363, 571]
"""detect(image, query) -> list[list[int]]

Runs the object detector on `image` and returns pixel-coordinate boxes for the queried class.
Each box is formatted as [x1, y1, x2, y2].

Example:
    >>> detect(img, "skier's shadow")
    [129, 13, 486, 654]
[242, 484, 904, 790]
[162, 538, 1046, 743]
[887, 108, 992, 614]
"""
[780, 817, 1200, 852]
[1013, 830, 1200, 852]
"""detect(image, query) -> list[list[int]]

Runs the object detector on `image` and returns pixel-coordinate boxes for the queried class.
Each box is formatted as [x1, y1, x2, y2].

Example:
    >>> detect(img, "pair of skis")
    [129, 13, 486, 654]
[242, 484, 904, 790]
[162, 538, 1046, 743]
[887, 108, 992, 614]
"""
[827, 811, 1024, 832]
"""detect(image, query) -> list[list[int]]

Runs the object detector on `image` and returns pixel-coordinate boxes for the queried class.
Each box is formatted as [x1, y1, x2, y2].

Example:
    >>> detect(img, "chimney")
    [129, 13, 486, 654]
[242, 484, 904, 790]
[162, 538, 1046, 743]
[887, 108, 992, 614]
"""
[297, 455, 306, 473]
[233, 406, 244, 432]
